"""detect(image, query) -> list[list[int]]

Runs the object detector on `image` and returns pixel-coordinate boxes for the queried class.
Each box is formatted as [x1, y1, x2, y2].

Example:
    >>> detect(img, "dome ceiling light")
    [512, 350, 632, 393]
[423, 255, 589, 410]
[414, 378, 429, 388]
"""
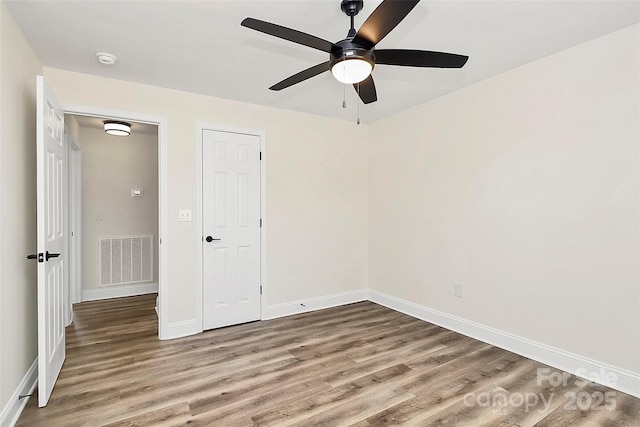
[103, 121, 131, 136]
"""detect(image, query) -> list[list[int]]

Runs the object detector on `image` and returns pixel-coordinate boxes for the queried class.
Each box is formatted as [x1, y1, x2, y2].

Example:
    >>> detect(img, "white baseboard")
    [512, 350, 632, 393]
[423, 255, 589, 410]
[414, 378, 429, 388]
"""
[158, 289, 369, 340]
[262, 289, 369, 320]
[0, 359, 37, 427]
[82, 282, 158, 302]
[368, 290, 640, 399]
[161, 318, 201, 341]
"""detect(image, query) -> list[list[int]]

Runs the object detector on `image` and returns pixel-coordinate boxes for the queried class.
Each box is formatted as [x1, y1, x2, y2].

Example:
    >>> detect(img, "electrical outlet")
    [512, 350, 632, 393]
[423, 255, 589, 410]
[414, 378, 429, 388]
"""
[454, 282, 464, 298]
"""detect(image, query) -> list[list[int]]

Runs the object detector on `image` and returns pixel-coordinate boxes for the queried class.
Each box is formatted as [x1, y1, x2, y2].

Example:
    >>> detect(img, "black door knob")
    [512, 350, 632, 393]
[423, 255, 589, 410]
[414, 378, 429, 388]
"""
[46, 251, 61, 261]
[205, 236, 221, 242]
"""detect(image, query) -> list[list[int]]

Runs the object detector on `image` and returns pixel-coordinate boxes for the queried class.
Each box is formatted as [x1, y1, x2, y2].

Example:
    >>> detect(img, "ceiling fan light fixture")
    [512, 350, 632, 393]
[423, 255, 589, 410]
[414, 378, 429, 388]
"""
[242, 0, 467, 105]
[331, 57, 372, 84]
[104, 121, 131, 136]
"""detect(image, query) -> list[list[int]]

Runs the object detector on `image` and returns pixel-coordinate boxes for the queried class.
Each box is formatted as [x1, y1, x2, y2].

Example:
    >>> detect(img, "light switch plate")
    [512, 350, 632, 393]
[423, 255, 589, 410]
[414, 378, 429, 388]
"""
[454, 282, 464, 298]
[178, 209, 192, 222]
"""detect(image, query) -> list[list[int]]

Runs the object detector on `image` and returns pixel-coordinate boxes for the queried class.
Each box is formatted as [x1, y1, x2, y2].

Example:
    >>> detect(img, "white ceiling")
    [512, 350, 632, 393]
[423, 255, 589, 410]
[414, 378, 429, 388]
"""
[6, 1, 640, 123]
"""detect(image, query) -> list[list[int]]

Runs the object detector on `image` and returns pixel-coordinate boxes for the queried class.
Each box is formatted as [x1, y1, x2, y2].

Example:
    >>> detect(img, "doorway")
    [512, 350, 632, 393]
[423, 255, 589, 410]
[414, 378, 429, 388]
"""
[63, 106, 169, 339]
[67, 114, 159, 303]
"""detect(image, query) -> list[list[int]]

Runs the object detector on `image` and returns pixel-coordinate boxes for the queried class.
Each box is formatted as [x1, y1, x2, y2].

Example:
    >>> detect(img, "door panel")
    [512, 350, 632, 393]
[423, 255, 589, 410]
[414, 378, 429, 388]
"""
[203, 130, 261, 330]
[36, 76, 66, 407]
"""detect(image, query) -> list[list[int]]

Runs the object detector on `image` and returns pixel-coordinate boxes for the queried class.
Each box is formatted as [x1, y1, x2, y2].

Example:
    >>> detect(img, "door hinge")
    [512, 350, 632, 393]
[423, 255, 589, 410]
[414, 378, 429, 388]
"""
[259, 151, 262, 161]
[260, 285, 263, 295]
[260, 218, 262, 228]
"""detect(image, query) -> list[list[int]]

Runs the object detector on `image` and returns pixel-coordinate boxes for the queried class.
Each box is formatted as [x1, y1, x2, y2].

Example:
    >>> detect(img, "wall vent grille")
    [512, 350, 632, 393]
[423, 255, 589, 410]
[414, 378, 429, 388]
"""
[99, 235, 153, 286]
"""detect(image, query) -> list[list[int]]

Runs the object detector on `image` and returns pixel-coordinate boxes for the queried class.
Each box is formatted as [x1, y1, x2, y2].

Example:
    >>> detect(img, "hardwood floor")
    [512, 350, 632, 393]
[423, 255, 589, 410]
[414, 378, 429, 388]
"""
[17, 294, 640, 426]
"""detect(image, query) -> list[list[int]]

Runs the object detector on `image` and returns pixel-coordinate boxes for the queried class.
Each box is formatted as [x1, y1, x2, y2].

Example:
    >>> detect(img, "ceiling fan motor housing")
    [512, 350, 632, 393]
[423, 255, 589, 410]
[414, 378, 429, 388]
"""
[330, 39, 376, 72]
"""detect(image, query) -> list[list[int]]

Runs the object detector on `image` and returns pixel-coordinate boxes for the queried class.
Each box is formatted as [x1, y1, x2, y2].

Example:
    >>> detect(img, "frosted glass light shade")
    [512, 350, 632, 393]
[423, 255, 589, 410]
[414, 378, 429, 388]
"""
[331, 58, 372, 84]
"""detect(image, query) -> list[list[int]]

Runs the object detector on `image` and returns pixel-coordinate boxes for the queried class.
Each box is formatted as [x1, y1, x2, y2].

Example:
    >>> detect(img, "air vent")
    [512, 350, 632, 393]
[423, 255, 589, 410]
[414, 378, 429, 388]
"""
[99, 235, 153, 286]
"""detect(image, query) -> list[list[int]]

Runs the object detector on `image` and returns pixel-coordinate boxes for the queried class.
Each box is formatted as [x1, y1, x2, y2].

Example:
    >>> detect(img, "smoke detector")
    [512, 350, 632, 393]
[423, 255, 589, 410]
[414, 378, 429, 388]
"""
[96, 52, 118, 66]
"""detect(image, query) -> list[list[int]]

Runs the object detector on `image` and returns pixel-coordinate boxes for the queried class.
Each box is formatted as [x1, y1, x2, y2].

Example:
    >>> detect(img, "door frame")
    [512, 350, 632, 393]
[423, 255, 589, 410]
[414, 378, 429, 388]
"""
[66, 131, 82, 321]
[196, 123, 267, 332]
[63, 104, 170, 339]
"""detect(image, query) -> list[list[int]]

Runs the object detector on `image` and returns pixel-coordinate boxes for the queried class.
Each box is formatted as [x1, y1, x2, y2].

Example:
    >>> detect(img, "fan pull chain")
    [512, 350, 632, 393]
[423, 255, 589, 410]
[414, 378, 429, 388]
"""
[342, 83, 346, 108]
[357, 83, 361, 125]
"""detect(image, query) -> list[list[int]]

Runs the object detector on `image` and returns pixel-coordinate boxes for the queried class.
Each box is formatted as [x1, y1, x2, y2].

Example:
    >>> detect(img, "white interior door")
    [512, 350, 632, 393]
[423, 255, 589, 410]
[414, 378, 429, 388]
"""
[36, 76, 66, 407]
[202, 129, 261, 330]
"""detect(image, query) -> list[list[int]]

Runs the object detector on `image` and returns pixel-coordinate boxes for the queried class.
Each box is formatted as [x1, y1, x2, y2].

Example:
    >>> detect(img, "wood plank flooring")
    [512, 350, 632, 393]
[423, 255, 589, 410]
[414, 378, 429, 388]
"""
[17, 294, 640, 426]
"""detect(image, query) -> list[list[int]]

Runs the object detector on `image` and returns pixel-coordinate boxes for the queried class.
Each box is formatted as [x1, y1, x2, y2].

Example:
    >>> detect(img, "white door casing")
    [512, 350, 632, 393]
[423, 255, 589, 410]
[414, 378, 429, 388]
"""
[68, 138, 82, 306]
[202, 130, 261, 330]
[36, 76, 66, 407]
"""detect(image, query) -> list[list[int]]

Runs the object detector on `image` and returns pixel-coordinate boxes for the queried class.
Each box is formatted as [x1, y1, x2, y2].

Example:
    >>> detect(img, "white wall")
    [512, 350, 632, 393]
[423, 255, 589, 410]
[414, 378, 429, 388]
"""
[44, 68, 369, 326]
[80, 126, 159, 292]
[368, 24, 640, 373]
[0, 0, 42, 419]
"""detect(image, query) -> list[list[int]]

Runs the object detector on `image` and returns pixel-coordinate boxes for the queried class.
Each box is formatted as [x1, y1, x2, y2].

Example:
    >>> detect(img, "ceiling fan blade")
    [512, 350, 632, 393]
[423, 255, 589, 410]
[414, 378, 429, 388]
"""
[354, 75, 377, 104]
[241, 18, 335, 53]
[352, 0, 420, 50]
[376, 49, 469, 68]
[269, 61, 331, 91]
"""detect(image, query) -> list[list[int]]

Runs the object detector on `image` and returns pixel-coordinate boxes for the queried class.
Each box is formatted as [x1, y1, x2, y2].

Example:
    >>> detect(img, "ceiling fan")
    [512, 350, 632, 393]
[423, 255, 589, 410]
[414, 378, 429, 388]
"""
[241, 0, 469, 105]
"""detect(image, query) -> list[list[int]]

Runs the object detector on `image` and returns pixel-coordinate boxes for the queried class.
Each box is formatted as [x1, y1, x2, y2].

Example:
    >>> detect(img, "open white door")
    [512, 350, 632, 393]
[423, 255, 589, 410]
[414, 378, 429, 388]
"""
[36, 75, 66, 407]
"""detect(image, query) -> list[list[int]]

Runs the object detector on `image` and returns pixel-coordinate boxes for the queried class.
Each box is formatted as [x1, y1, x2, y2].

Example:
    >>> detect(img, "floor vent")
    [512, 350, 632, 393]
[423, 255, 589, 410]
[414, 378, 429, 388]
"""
[99, 235, 153, 286]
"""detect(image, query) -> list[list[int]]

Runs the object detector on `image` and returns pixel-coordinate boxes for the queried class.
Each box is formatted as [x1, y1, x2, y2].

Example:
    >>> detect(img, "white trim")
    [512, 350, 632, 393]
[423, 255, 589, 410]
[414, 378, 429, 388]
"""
[82, 282, 158, 302]
[157, 117, 168, 340]
[263, 289, 369, 320]
[259, 131, 267, 327]
[0, 359, 37, 427]
[163, 319, 201, 340]
[63, 127, 73, 327]
[368, 290, 640, 399]
[61, 104, 169, 340]
[68, 139, 82, 305]
[195, 124, 204, 335]
[196, 122, 267, 335]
